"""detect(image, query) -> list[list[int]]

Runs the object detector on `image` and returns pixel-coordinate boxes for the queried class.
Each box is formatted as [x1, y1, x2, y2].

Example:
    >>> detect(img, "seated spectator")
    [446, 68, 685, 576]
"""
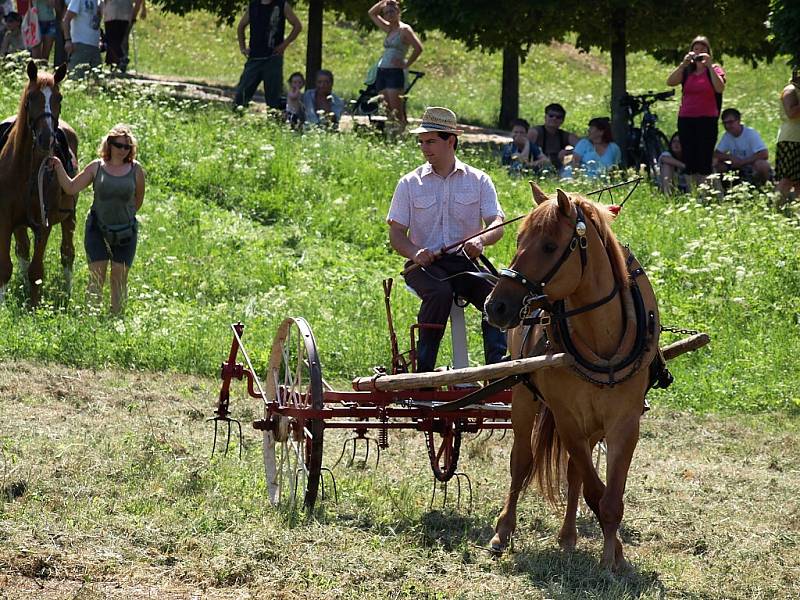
[659, 132, 689, 195]
[713, 107, 772, 186]
[528, 103, 579, 174]
[572, 117, 622, 178]
[501, 118, 550, 173]
[0, 11, 24, 56]
[0, 1, 11, 37]
[285, 71, 305, 125]
[302, 69, 345, 126]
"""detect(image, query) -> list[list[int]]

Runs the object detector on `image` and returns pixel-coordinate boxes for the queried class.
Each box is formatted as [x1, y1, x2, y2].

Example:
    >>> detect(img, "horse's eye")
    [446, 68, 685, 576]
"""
[543, 242, 558, 254]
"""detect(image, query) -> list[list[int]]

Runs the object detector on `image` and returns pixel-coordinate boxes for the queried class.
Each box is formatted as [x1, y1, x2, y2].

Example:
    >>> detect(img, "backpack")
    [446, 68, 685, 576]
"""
[683, 66, 723, 115]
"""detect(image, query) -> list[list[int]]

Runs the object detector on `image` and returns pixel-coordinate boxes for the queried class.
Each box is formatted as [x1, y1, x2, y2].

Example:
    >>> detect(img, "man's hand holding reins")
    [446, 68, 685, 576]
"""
[413, 247, 437, 267]
[462, 237, 484, 259]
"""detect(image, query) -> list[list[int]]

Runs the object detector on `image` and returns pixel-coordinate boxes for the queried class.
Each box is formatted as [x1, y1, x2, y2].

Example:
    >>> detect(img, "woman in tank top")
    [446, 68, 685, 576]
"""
[50, 124, 146, 314]
[776, 69, 800, 206]
[368, 0, 423, 129]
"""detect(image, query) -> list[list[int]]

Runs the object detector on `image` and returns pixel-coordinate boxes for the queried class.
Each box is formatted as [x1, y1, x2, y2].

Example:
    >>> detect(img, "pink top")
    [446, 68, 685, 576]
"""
[678, 65, 725, 118]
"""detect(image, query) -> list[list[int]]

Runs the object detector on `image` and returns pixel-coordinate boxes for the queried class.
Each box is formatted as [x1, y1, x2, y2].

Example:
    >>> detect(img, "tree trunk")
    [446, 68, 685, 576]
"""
[499, 46, 519, 129]
[610, 7, 629, 165]
[306, 0, 324, 85]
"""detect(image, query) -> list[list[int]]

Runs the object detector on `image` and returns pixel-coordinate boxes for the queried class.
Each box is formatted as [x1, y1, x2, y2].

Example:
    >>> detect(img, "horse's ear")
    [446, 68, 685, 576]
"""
[27, 60, 37, 83]
[54, 63, 67, 84]
[529, 181, 549, 205]
[556, 188, 572, 217]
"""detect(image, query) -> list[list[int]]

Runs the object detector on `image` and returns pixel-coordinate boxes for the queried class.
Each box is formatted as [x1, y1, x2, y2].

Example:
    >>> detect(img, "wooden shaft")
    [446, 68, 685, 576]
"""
[352, 353, 574, 391]
[661, 333, 710, 361]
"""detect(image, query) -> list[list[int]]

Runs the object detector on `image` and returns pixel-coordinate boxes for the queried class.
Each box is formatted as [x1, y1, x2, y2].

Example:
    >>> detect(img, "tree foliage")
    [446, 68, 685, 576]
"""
[771, 0, 800, 68]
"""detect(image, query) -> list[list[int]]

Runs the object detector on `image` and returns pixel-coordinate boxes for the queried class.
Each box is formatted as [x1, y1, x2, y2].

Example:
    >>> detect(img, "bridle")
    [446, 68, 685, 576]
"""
[26, 85, 59, 152]
[497, 203, 618, 323]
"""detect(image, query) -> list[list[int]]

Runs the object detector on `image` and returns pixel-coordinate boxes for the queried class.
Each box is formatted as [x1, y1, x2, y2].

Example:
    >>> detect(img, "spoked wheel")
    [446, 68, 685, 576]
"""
[425, 418, 463, 483]
[263, 317, 325, 510]
[643, 129, 670, 182]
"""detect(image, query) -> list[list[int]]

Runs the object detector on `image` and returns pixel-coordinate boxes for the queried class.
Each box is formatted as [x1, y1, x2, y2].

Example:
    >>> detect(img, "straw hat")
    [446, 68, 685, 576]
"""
[409, 106, 464, 135]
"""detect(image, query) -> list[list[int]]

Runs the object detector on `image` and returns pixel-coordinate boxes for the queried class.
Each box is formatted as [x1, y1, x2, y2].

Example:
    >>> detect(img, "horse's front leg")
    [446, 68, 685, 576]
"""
[27, 227, 51, 307]
[599, 412, 640, 572]
[0, 225, 12, 302]
[13, 225, 31, 292]
[490, 391, 540, 553]
[558, 456, 581, 551]
[59, 203, 77, 297]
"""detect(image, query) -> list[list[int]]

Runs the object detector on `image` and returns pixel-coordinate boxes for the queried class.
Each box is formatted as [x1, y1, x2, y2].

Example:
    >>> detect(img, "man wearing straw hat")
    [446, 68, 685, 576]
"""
[387, 106, 507, 373]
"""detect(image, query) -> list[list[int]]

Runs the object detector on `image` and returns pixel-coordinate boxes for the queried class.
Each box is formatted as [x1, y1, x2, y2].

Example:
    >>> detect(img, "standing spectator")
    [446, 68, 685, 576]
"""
[62, 0, 101, 78]
[52, 0, 67, 67]
[528, 103, 579, 174]
[1, 11, 24, 55]
[29, 0, 57, 61]
[302, 69, 345, 126]
[659, 132, 688, 195]
[233, 0, 302, 111]
[387, 106, 506, 373]
[367, 0, 423, 129]
[713, 108, 772, 186]
[49, 124, 145, 315]
[0, 1, 12, 38]
[776, 68, 800, 206]
[572, 117, 622, 179]
[501, 118, 550, 173]
[666, 35, 726, 187]
[102, 0, 143, 72]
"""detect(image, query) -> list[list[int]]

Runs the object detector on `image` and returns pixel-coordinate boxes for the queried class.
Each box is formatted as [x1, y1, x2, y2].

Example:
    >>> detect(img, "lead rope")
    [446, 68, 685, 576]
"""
[37, 159, 50, 228]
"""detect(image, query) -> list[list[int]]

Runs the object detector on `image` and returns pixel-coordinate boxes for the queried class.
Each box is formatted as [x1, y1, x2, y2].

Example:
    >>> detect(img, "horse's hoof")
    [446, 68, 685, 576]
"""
[489, 533, 508, 555]
[558, 535, 577, 552]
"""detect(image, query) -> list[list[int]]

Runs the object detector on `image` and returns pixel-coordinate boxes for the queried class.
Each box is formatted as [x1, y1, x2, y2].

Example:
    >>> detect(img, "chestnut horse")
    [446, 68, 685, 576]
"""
[0, 60, 78, 306]
[484, 184, 661, 571]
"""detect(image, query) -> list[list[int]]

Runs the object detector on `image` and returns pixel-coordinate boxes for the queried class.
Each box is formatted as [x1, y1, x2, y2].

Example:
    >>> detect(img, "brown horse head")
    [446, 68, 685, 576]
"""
[19, 60, 66, 154]
[484, 184, 628, 330]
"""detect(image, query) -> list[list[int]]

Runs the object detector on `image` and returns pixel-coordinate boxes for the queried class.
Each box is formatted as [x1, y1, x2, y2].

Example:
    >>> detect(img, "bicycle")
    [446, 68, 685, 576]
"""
[621, 89, 674, 181]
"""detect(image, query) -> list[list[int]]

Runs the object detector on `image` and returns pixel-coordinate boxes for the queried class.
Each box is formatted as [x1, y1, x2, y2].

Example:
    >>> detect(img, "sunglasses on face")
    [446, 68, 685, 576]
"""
[547, 113, 564, 120]
[109, 140, 131, 150]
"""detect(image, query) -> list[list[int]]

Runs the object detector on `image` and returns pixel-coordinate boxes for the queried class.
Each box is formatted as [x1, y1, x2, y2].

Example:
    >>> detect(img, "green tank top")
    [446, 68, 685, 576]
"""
[92, 162, 137, 227]
[778, 87, 800, 143]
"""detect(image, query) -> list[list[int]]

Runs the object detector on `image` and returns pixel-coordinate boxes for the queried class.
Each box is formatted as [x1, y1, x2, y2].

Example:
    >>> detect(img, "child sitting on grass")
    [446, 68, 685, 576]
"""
[285, 71, 305, 125]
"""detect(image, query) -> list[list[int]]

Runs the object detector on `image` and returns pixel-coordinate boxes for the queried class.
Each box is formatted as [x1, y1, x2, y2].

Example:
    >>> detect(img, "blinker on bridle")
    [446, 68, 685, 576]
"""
[498, 204, 590, 319]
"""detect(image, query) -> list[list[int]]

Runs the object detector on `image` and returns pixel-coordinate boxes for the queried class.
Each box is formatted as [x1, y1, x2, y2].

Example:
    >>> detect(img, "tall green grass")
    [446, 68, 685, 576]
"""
[0, 26, 798, 415]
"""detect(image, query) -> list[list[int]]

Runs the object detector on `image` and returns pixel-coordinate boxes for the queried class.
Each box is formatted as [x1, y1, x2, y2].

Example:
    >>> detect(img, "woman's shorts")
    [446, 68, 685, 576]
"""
[375, 67, 405, 91]
[84, 211, 138, 268]
[39, 20, 57, 38]
[776, 141, 800, 181]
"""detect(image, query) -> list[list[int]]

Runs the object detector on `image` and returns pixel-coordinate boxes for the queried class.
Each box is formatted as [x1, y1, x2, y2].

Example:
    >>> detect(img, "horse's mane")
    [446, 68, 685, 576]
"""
[0, 73, 56, 167]
[519, 195, 629, 289]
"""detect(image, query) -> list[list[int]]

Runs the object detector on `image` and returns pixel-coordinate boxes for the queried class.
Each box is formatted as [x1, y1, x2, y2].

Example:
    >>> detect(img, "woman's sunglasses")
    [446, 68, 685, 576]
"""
[109, 140, 132, 150]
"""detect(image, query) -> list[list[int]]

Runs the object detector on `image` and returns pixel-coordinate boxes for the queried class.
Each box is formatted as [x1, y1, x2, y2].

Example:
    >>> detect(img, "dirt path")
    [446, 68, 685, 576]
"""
[116, 72, 511, 146]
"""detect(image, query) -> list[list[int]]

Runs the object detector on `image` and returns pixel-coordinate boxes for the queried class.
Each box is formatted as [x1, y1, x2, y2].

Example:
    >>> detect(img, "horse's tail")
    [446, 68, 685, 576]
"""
[528, 403, 567, 507]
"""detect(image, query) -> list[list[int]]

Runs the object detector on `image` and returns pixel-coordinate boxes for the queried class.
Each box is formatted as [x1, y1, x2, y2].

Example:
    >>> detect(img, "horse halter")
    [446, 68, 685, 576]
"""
[498, 204, 589, 319]
[26, 88, 59, 151]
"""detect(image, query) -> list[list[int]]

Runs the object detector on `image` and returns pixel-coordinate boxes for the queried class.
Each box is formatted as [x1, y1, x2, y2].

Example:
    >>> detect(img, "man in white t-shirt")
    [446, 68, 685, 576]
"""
[62, 0, 101, 78]
[387, 106, 507, 373]
[714, 107, 773, 185]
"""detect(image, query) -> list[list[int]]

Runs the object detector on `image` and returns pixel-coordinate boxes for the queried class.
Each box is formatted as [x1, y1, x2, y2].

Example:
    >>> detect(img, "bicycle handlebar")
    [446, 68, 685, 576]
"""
[621, 89, 675, 112]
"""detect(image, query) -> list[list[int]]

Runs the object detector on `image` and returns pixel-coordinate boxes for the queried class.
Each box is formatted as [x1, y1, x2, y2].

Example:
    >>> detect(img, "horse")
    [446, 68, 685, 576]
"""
[0, 60, 78, 307]
[484, 183, 663, 572]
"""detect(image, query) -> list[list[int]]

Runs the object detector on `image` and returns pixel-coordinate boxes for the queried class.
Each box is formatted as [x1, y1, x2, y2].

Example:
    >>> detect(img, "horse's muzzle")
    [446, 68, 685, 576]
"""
[484, 296, 521, 330]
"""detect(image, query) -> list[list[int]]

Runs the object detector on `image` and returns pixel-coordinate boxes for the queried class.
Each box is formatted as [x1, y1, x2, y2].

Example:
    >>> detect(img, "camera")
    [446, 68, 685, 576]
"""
[693, 55, 704, 62]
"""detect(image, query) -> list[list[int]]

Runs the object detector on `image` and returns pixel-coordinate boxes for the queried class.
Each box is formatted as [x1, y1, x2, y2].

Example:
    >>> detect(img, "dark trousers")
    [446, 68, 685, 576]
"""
[104, 20, 130, 67]
[234, 55, 283, 109]
[404, 253, 507, 373]
[678, 116, 718, 175]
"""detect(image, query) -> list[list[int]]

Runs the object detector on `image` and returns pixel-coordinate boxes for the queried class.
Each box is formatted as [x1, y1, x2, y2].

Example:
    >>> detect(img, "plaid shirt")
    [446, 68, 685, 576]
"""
[387, 158, 504, 253]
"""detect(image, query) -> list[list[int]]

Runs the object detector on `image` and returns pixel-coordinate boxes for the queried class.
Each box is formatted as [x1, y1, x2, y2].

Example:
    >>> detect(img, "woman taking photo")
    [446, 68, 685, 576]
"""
[776, 68, 800, 206]
[368, 0, 423, 129]
[50, 124, 145, 314]
[572, 117, 622, 179]
[666, 35, 726, 187]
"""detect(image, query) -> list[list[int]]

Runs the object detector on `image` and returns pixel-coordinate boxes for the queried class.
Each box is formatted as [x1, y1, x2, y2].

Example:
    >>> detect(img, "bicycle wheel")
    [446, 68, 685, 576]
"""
[642, 129, 669, 182]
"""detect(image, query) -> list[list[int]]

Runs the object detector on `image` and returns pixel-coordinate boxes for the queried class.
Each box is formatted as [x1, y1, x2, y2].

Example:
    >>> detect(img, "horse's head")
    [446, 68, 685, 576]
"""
[23, 60, 66, 153]
[485, 183, 624, 330]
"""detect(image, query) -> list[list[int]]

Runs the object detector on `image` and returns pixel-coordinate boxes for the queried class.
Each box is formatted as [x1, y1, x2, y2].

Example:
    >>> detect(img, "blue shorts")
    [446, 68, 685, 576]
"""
[375, 67, 405, 91]
[39, 20, 57, 38]
[84, 211, 138, 268]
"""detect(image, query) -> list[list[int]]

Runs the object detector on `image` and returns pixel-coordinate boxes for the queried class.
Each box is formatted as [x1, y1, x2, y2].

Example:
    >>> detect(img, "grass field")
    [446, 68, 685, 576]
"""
[0, 7, 799, 598]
